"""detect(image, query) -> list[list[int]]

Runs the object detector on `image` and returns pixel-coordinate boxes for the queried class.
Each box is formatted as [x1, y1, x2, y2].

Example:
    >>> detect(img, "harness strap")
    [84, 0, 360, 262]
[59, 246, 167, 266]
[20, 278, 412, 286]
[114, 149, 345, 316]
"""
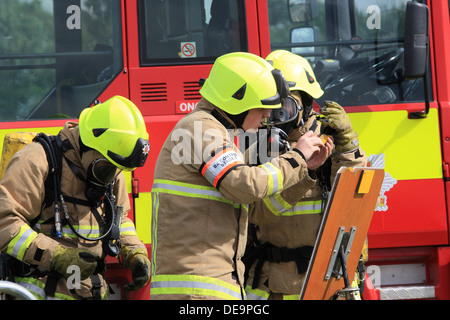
[90, 274, 102, 300]
[44, 271, 60, 297]
[248, 242, 313, 289]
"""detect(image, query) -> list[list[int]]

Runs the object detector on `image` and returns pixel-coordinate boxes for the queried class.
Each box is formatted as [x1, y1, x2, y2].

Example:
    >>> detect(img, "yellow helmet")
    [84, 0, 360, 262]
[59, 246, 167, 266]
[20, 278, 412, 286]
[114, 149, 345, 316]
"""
[79, 96, 150, 171]
[200, 52, 289, 115]
[266, 50, 324, 99]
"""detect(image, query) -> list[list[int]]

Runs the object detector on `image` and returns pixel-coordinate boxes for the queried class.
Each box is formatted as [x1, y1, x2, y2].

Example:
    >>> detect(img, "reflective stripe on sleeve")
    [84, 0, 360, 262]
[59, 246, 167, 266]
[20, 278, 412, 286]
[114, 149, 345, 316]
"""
[258, 162, 283, 196]
[281, 200, 323, 216]
[151, 274, 244, 300]
[7, 224, 38, 261]
[263, 198, 323, 217]
[120, 221, 138, 236]
[258, 162, 286, 215]
[263, 192, 293, 216]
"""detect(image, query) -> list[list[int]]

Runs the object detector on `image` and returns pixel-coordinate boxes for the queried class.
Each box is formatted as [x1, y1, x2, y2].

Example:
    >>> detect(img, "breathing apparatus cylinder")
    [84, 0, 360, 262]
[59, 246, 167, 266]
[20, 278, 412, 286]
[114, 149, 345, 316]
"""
[0, 132, 38, 180]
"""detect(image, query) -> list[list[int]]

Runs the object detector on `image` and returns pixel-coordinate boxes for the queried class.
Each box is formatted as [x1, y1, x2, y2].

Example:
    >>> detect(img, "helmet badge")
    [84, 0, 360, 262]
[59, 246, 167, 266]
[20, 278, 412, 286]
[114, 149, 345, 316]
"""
[143, 143, 150, 155]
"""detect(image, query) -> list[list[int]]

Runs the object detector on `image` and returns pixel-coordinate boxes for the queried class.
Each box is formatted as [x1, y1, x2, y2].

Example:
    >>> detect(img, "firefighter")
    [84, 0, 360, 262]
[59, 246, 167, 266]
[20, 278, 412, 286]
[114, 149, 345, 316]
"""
[0, 96, 151, 300]
[244, 50, 368, 300]
[149, 52, 333, 300]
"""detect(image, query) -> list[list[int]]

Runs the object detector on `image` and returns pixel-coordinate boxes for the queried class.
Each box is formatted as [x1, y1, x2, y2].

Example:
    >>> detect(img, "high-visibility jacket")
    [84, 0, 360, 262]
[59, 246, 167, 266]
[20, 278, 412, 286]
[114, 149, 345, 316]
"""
[0, 122, 145, 300]
[150, 98, 315, 300]
[245, 113, 368, 300]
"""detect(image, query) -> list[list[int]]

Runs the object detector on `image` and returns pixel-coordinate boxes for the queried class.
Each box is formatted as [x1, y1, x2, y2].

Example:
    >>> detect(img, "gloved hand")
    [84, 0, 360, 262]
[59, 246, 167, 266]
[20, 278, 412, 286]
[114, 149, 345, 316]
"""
[319, 100, 359, 153]
[51, 245, 100, 280]
[121, 247, 151, 291]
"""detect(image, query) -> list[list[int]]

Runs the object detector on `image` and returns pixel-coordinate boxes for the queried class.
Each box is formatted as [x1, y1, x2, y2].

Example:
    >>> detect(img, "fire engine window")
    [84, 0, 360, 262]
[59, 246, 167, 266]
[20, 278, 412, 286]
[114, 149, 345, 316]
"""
[138, 0, 248, 66]
[267, 0, 432, 107]
[0, 0, 123, 121]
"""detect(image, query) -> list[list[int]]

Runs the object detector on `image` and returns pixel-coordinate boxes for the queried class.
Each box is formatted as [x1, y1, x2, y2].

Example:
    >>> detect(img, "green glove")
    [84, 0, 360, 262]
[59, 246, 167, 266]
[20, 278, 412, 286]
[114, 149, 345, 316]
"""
[121, 247, 151, 291]
[320, 100, 359, 153]
[51, 245, 100, 280]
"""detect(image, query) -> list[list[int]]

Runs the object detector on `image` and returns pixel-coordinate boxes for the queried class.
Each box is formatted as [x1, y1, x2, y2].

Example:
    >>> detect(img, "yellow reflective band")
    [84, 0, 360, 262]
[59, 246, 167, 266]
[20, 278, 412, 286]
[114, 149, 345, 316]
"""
[120, 221, 137, 236]
[152, 179, 240, 208]
[246, 285, 299, 300]
[349, 108, 442, 180]
[281, 200, 323, 216]
[263, 192, 293, 216]
[245, 285, 269, 300]
[151, 274, 244, 300]
[14, 277, 76, 300]
[7, 224, 38, 261]
[258, 162, 283, 196]
[151, 192, 159, 275]
[14, 276, 108, 300]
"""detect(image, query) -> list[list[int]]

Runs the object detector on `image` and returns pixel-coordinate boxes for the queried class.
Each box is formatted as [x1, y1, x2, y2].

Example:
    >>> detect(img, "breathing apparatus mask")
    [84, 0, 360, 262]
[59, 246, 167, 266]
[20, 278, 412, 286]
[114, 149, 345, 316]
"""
[82, 156, 124, 256]
[252, 96, 301, 163]
[264, 95, 303, 134]
[85, 158, 121, 203]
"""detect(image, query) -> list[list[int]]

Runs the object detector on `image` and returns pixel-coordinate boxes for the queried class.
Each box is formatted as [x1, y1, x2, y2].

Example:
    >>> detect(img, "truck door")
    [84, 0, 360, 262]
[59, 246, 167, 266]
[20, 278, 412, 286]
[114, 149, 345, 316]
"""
[262, 0, 447, 249]
[126, 0, 254, 244]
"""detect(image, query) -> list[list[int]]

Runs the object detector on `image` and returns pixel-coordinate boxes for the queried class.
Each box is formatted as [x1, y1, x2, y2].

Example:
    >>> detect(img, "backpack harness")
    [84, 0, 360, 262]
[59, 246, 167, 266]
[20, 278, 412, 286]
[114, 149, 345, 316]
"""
[32, 132, 122, 256]
[1, 132, 122, 299]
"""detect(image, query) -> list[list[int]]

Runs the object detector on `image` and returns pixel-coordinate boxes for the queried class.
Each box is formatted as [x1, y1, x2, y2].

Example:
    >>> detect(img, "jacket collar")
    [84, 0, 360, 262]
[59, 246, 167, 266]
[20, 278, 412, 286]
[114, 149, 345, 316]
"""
[195, 98, 238, 130]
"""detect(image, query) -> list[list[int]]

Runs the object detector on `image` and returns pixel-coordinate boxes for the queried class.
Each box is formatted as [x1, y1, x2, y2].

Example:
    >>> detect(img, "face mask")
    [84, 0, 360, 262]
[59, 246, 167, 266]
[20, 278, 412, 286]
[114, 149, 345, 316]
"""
[264, 95, 302, 134]
[85, 158, 120, 202]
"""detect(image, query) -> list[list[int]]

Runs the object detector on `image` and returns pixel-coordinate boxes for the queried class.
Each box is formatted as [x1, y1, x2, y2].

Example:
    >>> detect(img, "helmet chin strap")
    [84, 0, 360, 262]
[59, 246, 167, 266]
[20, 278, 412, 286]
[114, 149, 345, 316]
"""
[225, 110, 248, 130]
[211, 108, 248, 130]
[299, 91, 314, 123]
[78, 136, 92, 157]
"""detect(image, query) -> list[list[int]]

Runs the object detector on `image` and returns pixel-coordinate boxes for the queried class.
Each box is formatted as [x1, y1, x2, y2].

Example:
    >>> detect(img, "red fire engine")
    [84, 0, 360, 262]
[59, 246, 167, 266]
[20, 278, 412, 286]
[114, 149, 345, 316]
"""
[0, 0, 449, 300]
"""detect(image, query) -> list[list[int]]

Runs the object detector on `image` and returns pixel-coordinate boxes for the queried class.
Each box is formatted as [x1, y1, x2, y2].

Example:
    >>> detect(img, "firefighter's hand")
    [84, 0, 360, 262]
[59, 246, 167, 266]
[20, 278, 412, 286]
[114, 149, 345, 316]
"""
[121, 247, 150, 291]
[307, 135, 334, 170]
[51, 245, 100, 280]
[294, 131, 324, 164]
[320, 101, 358, 153]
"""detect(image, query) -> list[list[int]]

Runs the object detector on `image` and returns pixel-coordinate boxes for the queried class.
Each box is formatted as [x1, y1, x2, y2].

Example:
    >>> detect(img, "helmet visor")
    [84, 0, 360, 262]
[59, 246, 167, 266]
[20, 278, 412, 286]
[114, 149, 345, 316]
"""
[107, 138, 150, 170]
[260, 69, 290, 106]
[264, 95, 301, 126]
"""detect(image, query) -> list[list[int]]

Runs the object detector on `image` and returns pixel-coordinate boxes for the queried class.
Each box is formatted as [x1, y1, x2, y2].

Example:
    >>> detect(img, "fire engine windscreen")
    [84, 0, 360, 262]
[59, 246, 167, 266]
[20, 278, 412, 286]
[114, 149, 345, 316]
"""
[139, 0, 248, 65]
